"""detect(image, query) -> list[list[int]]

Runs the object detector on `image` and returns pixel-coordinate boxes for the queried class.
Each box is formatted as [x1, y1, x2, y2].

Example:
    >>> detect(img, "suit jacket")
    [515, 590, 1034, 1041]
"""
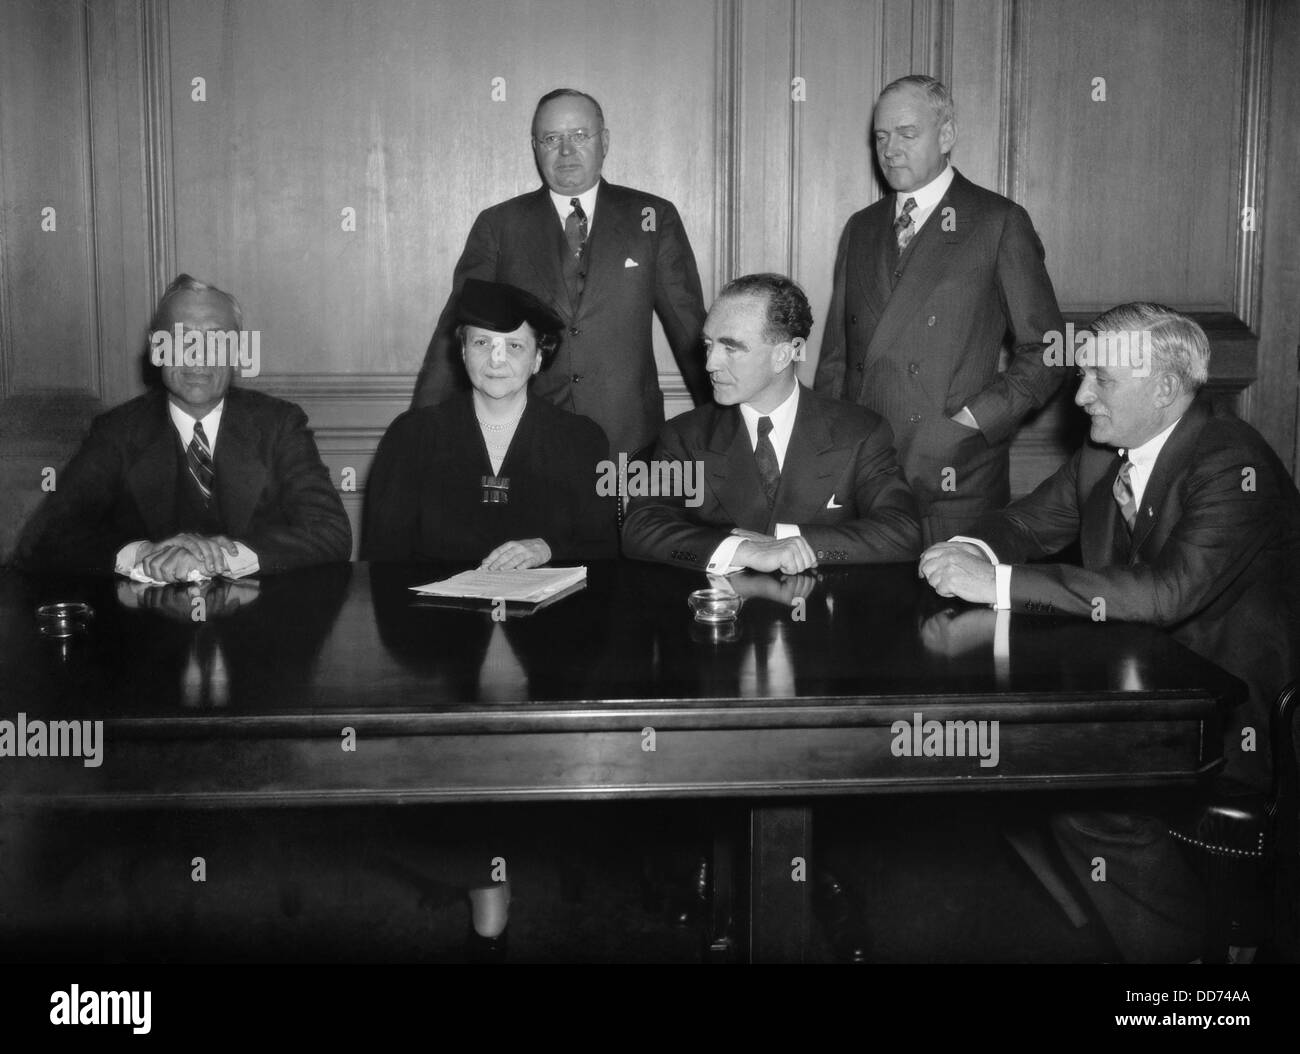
[966, 396, 1300, 791]
[18, 387, 352, 574]
[622, 385, 921, 568]
[814, 169, 1065, 544]
[361, 394, 617, 562]
[411, 180, 709, 457]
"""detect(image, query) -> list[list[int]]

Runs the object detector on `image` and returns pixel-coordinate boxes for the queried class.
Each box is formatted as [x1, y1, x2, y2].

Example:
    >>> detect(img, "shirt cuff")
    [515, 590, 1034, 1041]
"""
[706, 535, 746, 575]
[774, 523, 801, 540]
[224, 543, 260, 578]
[994, 563, 1012, 610]
[115, 540, 147, 577]
[950, 535, 997, 564]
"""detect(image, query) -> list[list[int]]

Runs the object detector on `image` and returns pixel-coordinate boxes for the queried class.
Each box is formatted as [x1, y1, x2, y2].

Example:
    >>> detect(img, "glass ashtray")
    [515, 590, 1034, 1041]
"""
[35, 601, 94, 639]
[687, 588, 743, 623]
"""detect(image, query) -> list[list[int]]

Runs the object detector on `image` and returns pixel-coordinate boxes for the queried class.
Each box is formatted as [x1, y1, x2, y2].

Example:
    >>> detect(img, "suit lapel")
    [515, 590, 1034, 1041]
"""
[1081, 450, 1129, 566]
[859, 170, 976, 400]
[212, 392, 269, 539]
[706, 408, 771, 532]
[125, 392, 180, 538]
[574, 181, 630, 317]
[519, 188, 574, 321]
[857, 202, 895, 325]
[1130, 400, 1209, 556]
[774, 390, 843, 524]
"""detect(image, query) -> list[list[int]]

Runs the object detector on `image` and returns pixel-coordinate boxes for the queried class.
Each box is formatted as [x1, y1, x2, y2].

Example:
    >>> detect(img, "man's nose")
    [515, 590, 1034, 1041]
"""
[558, 135, 577, 156]
[705, 347, 723, 372]
[1075, 378, 1094, 406]
[489, 340, 507, 363]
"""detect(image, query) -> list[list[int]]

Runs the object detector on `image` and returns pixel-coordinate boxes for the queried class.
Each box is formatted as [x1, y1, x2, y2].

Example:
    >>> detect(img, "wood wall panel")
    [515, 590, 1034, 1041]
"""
[165, 0, 718, 384]
[2, 0, 1296, 562]
[1015, 0, 1247, 314]
[0, 0, 99, 396]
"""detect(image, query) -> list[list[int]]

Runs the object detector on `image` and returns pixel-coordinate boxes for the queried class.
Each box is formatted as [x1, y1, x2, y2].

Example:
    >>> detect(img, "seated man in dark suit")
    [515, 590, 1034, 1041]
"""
[920, 303, 1300, 960]
[18, 274, 351, 581]
[623, 273, 921, 571]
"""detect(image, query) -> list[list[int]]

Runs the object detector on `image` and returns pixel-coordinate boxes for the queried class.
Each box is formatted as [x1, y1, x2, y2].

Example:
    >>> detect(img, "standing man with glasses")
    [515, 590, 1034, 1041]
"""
[413, 88, 710, 459]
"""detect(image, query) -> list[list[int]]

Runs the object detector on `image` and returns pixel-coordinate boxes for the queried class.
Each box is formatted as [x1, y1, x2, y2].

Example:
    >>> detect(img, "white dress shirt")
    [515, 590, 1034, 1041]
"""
[549, 184, 599, 233]
[707, 382, 802, 574]
[957, 415, 1184, 609]
[114, 397, 260, 582]
[894, 162, 954, 239]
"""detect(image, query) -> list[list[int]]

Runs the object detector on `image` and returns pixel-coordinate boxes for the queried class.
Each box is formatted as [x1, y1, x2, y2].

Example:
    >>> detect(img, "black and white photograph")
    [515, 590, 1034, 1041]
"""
[0, 0, 1297, 1032]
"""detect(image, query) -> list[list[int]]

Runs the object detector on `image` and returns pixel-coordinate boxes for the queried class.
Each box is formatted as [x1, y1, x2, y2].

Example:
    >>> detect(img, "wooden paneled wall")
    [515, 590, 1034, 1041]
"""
[2, 0, 1297, 559]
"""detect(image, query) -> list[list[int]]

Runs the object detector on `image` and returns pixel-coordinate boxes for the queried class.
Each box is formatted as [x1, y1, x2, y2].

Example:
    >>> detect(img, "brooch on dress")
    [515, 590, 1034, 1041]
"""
[480, 475, 510, 505]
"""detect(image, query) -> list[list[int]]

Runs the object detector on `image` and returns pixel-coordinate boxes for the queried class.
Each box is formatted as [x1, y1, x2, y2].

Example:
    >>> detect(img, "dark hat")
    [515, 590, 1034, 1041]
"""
[455, 279, 563, 337]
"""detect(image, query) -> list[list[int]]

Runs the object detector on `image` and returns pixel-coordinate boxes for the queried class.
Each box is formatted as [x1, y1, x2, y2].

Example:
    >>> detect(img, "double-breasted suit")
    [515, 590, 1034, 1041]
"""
[815, 169, 1064, 544]
[412, 180, 709, 458]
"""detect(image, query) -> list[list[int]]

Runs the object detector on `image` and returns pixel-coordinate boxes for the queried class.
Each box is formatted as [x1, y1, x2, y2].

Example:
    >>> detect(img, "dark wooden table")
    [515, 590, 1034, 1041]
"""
[0, 561, 1243, 961]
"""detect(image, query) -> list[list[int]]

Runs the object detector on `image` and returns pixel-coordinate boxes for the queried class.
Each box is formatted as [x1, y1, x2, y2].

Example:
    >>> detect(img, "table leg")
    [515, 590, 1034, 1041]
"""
[748, 804, 813, 963]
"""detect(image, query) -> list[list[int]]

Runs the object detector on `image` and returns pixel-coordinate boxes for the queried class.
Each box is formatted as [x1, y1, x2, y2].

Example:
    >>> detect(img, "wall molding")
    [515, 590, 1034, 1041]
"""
[713, 0, 740, 292]
[142, 0, 175, 309]
[1235, 0, 1268, 331]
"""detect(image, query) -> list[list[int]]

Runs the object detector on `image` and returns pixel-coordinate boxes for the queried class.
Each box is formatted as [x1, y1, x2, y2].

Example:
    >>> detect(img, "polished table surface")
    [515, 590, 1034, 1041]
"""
[0, 561, 1243, 960]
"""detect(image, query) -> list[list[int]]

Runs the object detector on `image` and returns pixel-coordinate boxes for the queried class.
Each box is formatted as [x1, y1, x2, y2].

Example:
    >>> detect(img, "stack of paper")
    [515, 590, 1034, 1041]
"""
[410, 566, 587, 605]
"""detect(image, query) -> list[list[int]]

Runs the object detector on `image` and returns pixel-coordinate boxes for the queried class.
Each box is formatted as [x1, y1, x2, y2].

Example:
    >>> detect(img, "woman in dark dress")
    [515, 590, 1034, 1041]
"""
[361, 279, 616, 959]
[363, 278, 616, 567]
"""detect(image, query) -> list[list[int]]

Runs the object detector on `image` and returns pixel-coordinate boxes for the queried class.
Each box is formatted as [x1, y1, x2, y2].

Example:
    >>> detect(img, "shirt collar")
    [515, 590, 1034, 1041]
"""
[740, 379, 800, 435]
[168, 397, 225, 449]
[549, 183, 599, 229]
[1122, 414, 1182, 468]
[895, 162, 954, 216]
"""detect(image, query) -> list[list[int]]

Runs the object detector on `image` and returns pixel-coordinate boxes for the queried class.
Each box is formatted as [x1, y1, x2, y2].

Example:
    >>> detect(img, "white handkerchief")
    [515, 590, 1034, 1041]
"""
[624, 257, 638, 268]
[826, 493, 843, 509]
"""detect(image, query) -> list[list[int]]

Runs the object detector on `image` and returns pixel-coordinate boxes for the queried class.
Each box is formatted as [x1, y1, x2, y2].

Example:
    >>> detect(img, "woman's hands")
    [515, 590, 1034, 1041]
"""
[479, 538, 552, 571]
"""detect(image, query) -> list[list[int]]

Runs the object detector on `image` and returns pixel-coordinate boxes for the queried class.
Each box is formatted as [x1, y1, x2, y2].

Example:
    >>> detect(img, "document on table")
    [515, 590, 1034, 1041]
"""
[409, 566, 587, 604]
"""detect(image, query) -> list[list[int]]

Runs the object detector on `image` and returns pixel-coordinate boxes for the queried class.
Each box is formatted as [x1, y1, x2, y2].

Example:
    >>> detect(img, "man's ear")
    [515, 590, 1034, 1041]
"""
[532, 352, 543, 376]
[774, 338, 804, 372]
[1152, 372, 1181, 408]
[599, 127, 610, 157]
[939, 118, 957, 156]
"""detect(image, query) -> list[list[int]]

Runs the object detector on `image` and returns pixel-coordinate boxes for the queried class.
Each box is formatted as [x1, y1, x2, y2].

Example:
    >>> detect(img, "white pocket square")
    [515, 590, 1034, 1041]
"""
[624, 257, 638, 268]
[826, 494, 843, 510]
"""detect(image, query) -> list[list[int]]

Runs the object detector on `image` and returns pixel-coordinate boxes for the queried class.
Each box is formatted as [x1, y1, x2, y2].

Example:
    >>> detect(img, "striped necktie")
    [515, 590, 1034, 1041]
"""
[755, 417, 780, 507]
[1112, 458, 1137, 532]
[894, 196, 918, 251]
[187, 420, 215, 506]
[565, 197, 588, 258]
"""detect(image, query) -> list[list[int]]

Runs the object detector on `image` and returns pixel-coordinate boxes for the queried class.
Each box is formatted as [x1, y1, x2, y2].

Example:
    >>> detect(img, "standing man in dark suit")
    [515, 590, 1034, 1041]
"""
[920, 303, 1300, 959]
[623, 273, 920, 571]
[816, 75, 1065, 545]
[18, 275, 352, 580]
[412, 88, 709, 458]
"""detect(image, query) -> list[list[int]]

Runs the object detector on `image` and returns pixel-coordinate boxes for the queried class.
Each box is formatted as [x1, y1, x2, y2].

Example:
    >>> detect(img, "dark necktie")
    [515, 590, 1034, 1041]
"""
[894, 196, 918, 252]
[565, 198, 588, 258]
[187, 421, 215, 506]
[755, 416, 780, 507]
[1113, 458, 1137, 532]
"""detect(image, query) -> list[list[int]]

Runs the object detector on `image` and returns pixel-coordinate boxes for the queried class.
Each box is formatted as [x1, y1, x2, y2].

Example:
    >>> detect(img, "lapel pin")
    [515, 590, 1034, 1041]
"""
[624, 258, 638, 268]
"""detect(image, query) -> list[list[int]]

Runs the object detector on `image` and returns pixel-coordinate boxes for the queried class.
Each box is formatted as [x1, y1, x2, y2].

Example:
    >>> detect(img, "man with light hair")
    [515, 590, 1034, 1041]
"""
[19, 274, 351, 580]
[816, 74, 1065, 544]
[921, 302, 1300, 959]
